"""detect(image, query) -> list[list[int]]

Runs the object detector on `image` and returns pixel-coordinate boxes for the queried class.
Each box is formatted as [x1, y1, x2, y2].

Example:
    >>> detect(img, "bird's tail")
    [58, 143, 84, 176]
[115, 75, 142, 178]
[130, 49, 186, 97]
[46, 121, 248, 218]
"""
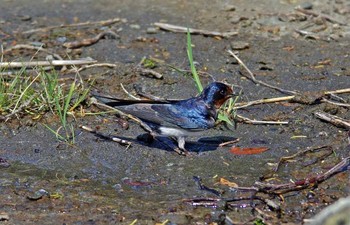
[91, 91, 172, 107]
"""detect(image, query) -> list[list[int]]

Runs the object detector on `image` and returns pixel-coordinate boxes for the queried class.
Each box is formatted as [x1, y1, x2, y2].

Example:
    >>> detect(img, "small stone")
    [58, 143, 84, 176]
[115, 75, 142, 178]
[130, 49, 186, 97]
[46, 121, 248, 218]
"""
[0, 213, 9, 221]
[146, 27, 158, 34]
[56, 36, 67, 43]
[230, 16, 248, 24]
[130, 24, 141, 29]
[19, 15, 31, 21]
[299, 2, 313, 10]
[230, 41, 250, 50]
[223, 4, 236, 11]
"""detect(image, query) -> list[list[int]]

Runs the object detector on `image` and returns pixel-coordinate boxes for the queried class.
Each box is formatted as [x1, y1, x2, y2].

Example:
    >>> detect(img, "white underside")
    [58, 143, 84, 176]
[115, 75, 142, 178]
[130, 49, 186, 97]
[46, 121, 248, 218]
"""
[158, 127, 204, 137]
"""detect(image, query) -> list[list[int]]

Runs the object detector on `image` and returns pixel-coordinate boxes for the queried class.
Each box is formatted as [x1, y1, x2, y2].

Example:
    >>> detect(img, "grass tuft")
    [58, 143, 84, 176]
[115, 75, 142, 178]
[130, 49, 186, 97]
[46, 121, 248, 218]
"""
[0, 65, 91, 144]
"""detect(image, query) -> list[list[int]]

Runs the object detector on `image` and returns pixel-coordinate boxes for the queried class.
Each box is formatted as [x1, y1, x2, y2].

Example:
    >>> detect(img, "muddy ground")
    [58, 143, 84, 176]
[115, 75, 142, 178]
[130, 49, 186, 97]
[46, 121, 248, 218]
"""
[1, 0, 350, 224]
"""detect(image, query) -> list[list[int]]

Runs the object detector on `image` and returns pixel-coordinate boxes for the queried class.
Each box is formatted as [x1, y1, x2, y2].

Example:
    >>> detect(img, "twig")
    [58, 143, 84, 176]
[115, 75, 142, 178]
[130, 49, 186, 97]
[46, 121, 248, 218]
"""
[80, 125, 131, 146]
[255, 156, 350, 194]
[234, 96, 295, 109]
[3, 44, 68, 71]
[321, 98, 350, 107]
[154, 22, 238, 38]
[3, 44, 64, 61]
[0, 59, 97, 68]
[218, 138, 240, 147]
[134, 57, 163, 79]
[120, 83, 141, 100]
[294, 29, 320, 40]
[314, 111, 350, 128]
[295, 7, 346, 25]
[66, 63, 118, 73]
[63, 30, 119, 49]
[137, 68, 163, 79]
[236, 114, 289, 125]
[234, 88, 350, 109]
[227, 50, 297, 95]
[274, 145, 332, 172]
[22, 18, 122, 34]
[325, 88, 350, 95]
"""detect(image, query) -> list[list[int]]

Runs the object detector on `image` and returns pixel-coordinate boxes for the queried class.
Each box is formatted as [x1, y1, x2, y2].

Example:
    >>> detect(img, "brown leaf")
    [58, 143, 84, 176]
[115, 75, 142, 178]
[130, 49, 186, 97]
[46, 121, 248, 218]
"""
[218, 178, 238, 188]
[229, 146, 269, 155]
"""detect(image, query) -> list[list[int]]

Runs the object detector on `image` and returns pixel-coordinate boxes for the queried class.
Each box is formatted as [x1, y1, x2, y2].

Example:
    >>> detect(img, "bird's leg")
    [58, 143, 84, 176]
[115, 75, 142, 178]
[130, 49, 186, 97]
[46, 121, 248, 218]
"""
[176, 136, 190, 156]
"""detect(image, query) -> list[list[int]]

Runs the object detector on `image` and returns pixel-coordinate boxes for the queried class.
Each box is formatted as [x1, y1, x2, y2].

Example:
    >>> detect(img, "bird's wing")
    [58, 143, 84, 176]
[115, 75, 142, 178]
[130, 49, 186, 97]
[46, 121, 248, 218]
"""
[151, 103, 216, 130]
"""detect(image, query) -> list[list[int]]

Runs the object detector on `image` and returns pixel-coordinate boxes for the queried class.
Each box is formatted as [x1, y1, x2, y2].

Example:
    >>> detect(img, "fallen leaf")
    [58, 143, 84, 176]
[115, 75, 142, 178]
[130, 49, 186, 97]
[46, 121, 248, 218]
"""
[229, 146, 269, 155]
[218, 178, 238, 188]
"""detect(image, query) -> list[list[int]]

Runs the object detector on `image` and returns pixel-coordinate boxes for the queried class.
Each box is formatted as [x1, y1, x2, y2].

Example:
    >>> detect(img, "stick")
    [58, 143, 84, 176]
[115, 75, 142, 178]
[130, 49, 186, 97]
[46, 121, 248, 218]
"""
[80, 125, 131, 146]
[22, 18, 121, 34]
[228, 50, 297, 95]
[295, 7, 346, 25]
[2, 44, 69, 71]
[120, 83, 141, 100]
[154, 22, 238, 38]
[66, 63, 118, 73]
[236, 114, 289, 125]
[274, 145, 332, 172]
[326, 88, 350, 95]
[314, 111, 350, 128]
[321, 98, 350, 107]
[137, 68, 163, 79]
[3, 44, 64, 61]
[63, 30, 119, 49]
[234, 96, 295, 109]
[255, 156, 350, 194]
[219, 138, 240, 147]
[0, 59, 97, 68]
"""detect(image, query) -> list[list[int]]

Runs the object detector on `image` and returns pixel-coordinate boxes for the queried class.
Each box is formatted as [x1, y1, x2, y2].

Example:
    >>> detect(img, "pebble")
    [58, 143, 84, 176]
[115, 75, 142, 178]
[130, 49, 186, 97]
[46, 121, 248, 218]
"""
[130, 24, 141, 29]
[223, 4, 236, 11]
[146, 27, 158, 34]
[299, 2, 313, 10]
[230, 41, 250, 50]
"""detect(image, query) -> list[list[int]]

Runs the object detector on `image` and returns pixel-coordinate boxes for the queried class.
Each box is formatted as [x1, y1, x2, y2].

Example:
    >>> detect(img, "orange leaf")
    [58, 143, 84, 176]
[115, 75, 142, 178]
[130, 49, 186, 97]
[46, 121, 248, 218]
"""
[229, 147, 269, 155]
[219, 178, 238, 188]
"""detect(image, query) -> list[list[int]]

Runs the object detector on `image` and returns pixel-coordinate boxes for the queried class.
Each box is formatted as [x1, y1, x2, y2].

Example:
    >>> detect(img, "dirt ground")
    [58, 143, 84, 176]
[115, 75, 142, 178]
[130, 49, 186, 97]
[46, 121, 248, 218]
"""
[1, 0, 350, 224]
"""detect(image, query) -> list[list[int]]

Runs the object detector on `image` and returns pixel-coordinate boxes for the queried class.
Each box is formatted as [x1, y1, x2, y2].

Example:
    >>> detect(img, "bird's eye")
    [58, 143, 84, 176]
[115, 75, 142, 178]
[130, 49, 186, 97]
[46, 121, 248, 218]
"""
[220, 89, 226, 95]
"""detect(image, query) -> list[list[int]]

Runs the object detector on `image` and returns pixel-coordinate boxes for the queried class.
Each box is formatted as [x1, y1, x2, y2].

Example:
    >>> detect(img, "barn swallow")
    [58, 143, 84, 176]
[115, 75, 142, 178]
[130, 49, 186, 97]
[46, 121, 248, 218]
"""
[93, 82, 235, 155]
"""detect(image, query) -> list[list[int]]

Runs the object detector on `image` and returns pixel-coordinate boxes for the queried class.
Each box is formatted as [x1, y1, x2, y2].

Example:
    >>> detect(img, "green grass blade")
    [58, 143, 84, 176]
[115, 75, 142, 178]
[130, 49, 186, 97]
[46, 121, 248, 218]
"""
[186, 29, 203, 93]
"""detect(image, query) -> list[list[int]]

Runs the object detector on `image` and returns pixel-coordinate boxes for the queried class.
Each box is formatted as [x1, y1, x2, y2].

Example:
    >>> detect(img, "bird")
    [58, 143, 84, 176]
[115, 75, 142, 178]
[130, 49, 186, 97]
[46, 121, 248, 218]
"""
[93, 82, 235, 155]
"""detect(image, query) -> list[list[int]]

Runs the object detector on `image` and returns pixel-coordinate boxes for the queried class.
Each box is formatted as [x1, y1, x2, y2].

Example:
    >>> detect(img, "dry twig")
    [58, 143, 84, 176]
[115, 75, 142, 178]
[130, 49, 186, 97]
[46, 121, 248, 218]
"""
[236, 114, 289, 125]
[63, 30, 119, 49]
[228, 50, 297, 95]
[295, 7, 346, 25]
[274, 145, 332, 172]
[23, 18, 122, 34]
[314, 111, 350, 129]
[255, 156, 350, 194]
[154, 22, 238, 38]
[0, 59, 97, 68]
[321, 98, 350, 108]
[234, 96, 295, 109]
[80, 125, 131, 146]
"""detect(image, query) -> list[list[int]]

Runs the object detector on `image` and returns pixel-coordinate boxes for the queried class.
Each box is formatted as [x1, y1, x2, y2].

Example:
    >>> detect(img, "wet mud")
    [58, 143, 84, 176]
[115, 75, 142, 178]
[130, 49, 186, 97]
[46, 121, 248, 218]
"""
[1, 0, 350, 224]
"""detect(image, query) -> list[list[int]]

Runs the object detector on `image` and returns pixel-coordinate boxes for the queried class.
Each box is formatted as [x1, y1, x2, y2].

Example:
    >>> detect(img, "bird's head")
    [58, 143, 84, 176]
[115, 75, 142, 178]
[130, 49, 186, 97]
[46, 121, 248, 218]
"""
[200, 82, 235, 109]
